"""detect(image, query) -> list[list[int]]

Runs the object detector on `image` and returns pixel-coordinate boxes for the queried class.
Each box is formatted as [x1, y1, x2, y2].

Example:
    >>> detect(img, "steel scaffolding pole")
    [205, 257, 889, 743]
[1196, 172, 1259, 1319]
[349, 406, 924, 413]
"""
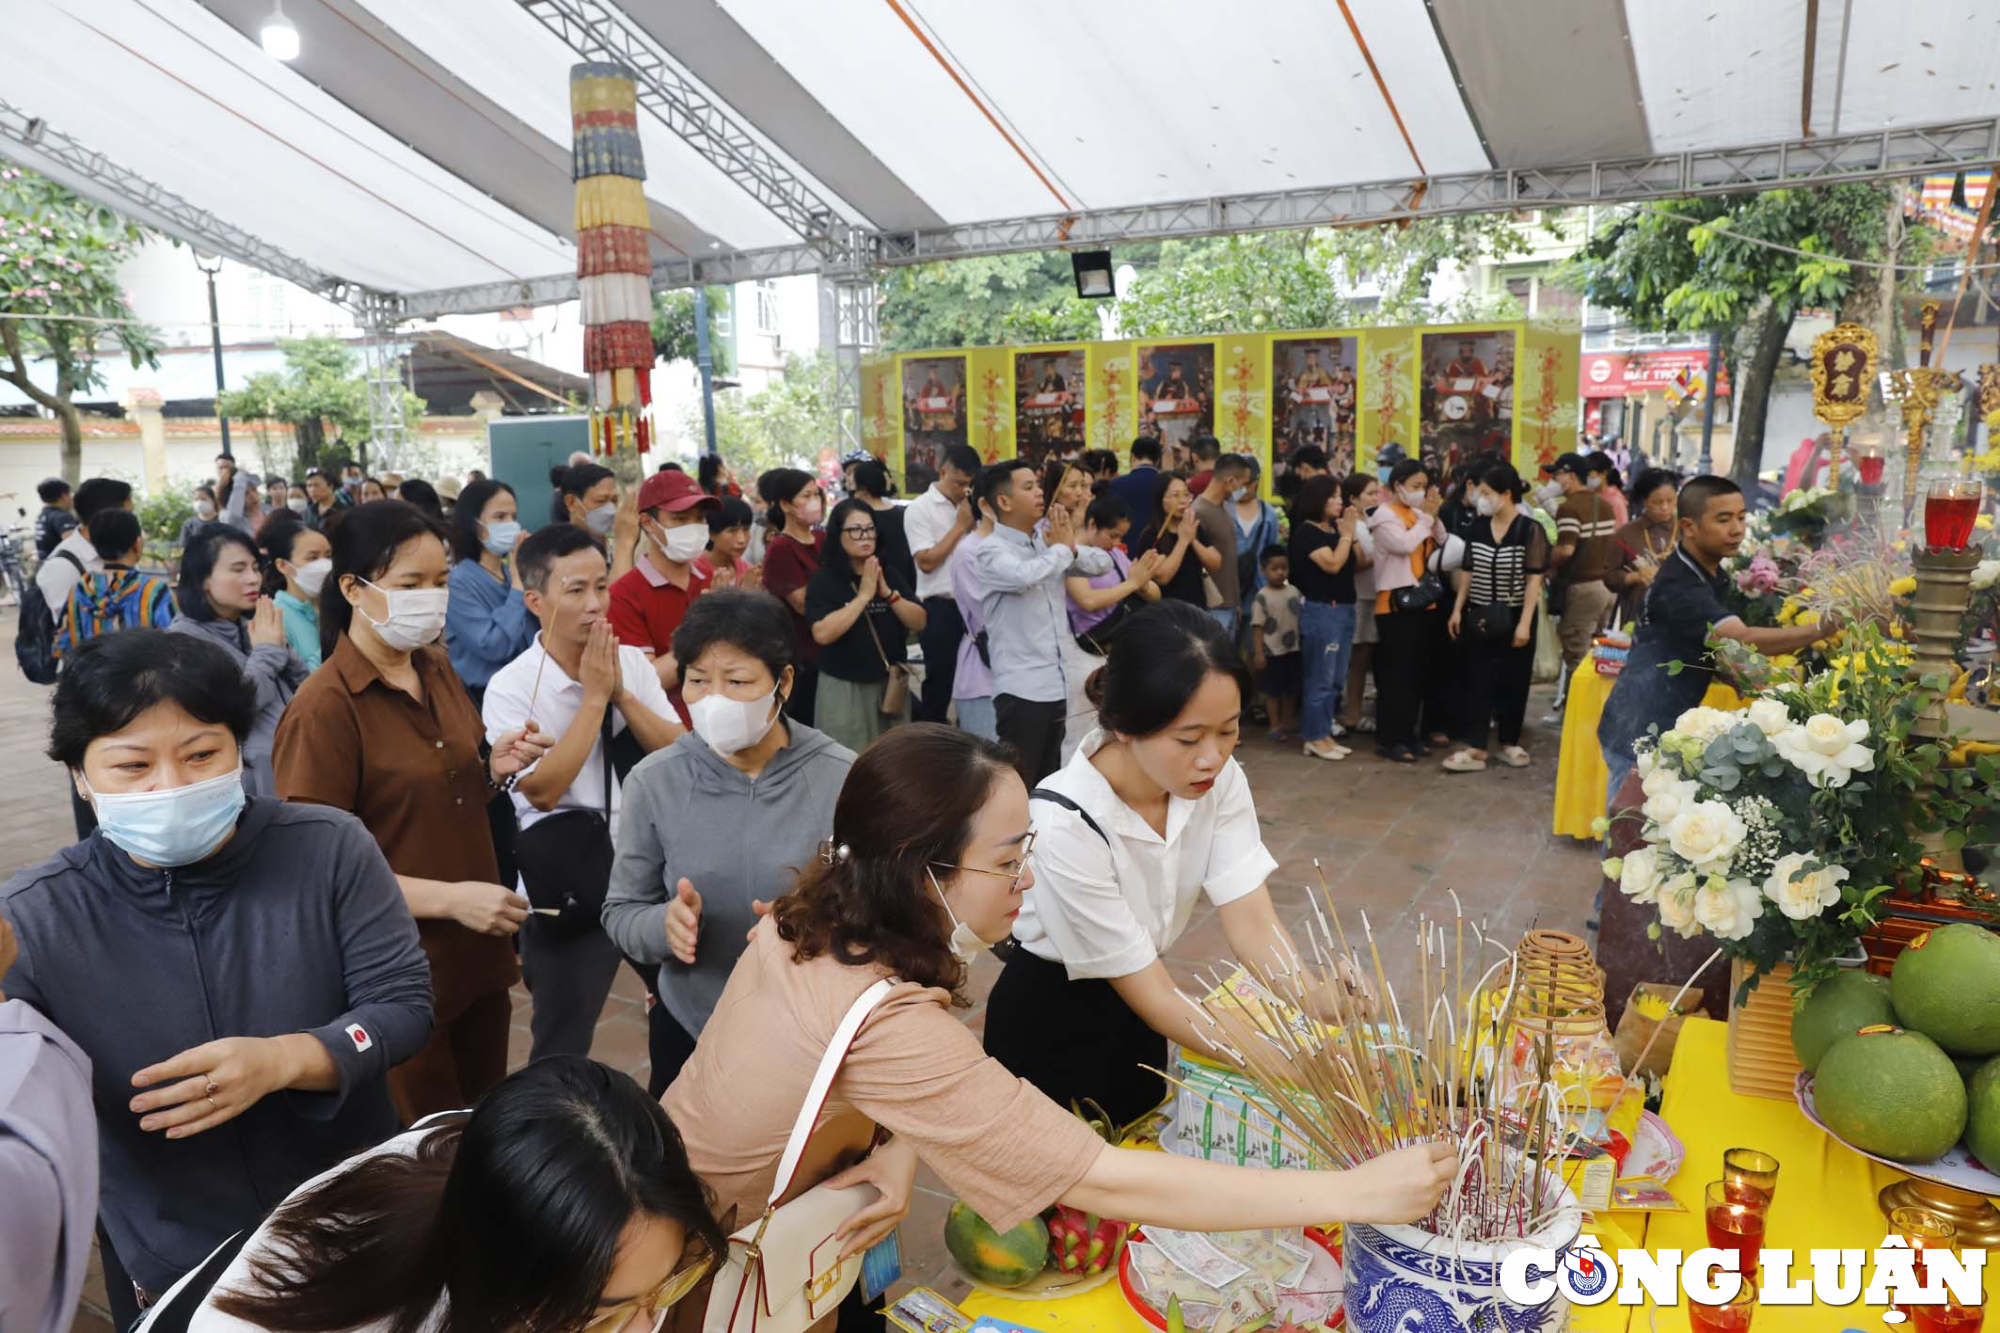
[826, 232, 880, 457]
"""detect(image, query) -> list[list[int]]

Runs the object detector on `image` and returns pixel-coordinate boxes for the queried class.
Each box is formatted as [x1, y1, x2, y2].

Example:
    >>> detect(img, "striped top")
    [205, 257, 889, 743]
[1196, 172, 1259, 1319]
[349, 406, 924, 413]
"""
[1465, 513, 1549, 609]
[1555, 491, 1619, 580]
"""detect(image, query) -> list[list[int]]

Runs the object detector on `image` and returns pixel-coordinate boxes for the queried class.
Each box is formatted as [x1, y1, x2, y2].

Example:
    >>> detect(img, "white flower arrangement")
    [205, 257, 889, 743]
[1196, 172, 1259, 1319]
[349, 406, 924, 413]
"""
[1971, 558, 1999, 593]
[1769, 713, 1875, 789]
[1764, 852, 1850, 922]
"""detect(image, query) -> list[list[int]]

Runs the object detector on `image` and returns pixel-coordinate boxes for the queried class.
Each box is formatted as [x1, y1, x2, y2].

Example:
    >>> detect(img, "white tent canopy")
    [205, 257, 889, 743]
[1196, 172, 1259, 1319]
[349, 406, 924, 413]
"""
[5, 0, 1999, 320]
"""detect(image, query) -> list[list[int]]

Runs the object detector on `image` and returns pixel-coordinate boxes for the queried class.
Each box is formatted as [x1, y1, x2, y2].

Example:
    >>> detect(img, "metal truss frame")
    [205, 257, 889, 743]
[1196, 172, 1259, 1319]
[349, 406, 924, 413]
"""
[392, 115, 2000, 319]
[518, 0, 849, 249]
[0, 97, 343, 300]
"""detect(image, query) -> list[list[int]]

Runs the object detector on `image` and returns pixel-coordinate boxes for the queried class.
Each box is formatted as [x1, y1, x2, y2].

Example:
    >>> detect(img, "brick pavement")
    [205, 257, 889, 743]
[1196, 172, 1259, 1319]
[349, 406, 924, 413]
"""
[0, 618, 1596, 1330]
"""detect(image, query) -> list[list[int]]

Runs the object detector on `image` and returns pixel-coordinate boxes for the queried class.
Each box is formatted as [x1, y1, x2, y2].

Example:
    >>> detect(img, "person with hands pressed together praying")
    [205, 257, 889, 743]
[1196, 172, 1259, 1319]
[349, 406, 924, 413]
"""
[806, 497, 927, 753]
[1, 630, 430, 1326]
[483, 524, 683, 1064]
[275, 500, 550, 1122]
[603, 590, 852, 1094]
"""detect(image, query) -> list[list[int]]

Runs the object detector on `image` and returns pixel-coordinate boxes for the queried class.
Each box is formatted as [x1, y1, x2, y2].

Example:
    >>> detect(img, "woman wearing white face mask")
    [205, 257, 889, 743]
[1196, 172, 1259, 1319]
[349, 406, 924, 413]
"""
[2, 629, 431, 1327]
[166, 526, 311, 796]
[275, 500, 550, 1121]
[667, 722, 1457, 1308]
[261, 515, 332, 670]
[603, 589, 854, 1094]
[1366, 458, 1446, 764]
[178, 485, 219, 553]
[442, 479, 538, 708]
[552, 461, 641, 582]
[1441, 461, 1547, 773]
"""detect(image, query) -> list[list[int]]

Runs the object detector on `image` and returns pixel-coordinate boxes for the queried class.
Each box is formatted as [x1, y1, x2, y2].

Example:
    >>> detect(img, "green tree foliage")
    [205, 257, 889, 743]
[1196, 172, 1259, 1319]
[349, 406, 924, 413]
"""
[218, 334, 424, 478]
[651, 285, 734, 375]
[878, 218, 1533, 351]
[1560, 185, 1921, 489]
[695, 348, 835, 481]
[0, 166, 162, 483]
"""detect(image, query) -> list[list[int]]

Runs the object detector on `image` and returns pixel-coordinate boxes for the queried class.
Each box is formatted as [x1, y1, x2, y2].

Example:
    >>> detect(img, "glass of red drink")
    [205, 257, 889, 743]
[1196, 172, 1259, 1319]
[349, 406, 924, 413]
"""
[1722, 1149, 1779, 1206]
[1890, 1207, 1955, 1322]
[1690, 1274, 1757, 1333]
[1705, 1179, 1768, 1274]
[1914, 1291, 1984, 1333]
[1925, 476, 1984, 552]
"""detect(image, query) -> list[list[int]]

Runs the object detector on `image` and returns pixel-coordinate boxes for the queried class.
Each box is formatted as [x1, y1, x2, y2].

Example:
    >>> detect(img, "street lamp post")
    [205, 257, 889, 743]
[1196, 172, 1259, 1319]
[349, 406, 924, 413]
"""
[194, 250, 232, 458]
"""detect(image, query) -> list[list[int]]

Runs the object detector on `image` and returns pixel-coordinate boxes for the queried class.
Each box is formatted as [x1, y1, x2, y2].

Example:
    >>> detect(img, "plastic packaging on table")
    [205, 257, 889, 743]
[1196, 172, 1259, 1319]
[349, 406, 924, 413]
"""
[1125, 1227, 1343, 1331]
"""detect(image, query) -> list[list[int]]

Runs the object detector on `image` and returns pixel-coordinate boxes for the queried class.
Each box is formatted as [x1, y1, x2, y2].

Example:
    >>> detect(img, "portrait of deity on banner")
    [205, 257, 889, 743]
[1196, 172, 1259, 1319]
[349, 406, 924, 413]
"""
[1013, 348, 1085, 469]
[1419, 330, 1515, 477]
[1272, 335, 1359, 475]
[901, 355, 967, 478]
[1136, 342, 1215, 466]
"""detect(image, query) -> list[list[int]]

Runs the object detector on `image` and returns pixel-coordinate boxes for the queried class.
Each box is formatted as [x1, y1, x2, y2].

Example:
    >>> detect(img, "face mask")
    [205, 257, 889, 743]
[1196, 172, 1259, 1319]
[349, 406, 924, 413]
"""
[1377, 466, 1393, 483]
[286, 496, 309, 514]
[688, 687, 781, 756]
[344, 476, 361, 491]
[584, 502, 618, 536]
[795, 498, 824, 527]
[292, 558, 332, 597]
[357, 581, 448, 652]
[482, 519, 522, 557]
[1229, 486, 1249, 503]
[655, 521, 710, 564]
[1473, 494, 1498, 517]
[1399, 487, 1426, 507]
[84, 766, 245, 867]
[1587, 475, 1604, 490]
[926, 867, 986, 966]
[194, 499, 216, 519]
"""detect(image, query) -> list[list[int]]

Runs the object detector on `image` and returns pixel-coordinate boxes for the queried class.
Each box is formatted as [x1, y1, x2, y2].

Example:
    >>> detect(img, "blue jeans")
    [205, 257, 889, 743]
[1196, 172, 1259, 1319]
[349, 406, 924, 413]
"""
[1299, 601, 1356, 743]
[954, 695, 998, 741]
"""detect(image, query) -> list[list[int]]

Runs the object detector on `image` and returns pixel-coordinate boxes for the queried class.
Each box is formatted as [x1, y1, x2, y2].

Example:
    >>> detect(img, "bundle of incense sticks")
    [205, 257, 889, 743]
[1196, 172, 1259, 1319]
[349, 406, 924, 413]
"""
[1156, 863, 1578, 1245]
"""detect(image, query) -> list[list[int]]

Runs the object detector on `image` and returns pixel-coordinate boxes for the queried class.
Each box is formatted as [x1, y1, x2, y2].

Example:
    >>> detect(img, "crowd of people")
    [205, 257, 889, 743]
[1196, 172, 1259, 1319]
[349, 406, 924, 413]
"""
[7, 431, 1717, 1331]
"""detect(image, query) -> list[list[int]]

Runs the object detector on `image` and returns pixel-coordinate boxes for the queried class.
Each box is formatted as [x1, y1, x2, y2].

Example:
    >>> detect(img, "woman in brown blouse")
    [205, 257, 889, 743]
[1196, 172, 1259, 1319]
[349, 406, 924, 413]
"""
[666, 723, 1455, 1313]
[275, 500, 549, 1120]
[1602, 467, 1681, 628]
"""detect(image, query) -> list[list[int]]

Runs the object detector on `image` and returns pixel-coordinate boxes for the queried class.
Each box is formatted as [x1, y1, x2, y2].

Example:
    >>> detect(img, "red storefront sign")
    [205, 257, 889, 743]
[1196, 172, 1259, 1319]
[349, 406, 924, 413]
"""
[1579, 349, 1732, 399]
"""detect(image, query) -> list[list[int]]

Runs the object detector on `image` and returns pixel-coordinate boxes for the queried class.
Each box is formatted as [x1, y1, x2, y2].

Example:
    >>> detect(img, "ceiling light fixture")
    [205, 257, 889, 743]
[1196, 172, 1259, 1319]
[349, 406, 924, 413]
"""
[261, 1, 300, 61]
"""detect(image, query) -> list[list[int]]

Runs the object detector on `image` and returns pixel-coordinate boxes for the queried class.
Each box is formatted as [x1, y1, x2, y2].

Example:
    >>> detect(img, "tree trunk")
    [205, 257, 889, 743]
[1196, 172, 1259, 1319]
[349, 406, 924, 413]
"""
[1728, 299, 1796, 494]
[57, 401, 83, 486]
[296, 417, 324, 472]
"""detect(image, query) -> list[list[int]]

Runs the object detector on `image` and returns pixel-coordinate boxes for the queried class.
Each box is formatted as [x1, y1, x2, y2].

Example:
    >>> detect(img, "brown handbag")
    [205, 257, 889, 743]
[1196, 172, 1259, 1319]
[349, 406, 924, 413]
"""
[863, 603, 912, 717]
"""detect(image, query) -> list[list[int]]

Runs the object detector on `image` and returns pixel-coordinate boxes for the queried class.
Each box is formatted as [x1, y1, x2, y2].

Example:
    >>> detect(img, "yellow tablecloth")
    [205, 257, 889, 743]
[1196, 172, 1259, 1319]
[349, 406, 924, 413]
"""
[1644, 1015, 2000, 1331]
[1552, 658, 1741, 841]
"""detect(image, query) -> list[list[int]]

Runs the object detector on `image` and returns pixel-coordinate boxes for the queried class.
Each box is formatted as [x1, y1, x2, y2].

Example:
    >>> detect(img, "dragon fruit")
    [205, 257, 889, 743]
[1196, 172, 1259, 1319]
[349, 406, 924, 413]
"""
[1046, 1205, 1126, 1274]
[1045, 1100, 1138, 1274]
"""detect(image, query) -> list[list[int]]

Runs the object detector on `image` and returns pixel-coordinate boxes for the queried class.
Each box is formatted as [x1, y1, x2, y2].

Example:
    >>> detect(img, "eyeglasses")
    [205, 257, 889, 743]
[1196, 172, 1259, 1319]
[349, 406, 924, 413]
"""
[930, 832, 1036, 890]
[581, 1241, 715, 1333]
[842, 526, 877, 538]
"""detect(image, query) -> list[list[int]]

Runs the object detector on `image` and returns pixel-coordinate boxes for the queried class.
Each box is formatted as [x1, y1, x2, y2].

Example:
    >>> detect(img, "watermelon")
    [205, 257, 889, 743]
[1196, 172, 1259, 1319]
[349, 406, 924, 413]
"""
[1814, 1026, 1967, 1163]
[944, 1201, 1047, 1288]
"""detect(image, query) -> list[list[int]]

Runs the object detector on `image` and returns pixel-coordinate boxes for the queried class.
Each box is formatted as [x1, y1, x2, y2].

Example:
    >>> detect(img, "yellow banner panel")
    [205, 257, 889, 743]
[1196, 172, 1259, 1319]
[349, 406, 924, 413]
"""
[1357, 326, 1419, 473]
[1517, 321, 1583, 473]
[1086, 341, 1136, 462]
[1215, 334, 1270, 483]
[966, 345, 1015, 463]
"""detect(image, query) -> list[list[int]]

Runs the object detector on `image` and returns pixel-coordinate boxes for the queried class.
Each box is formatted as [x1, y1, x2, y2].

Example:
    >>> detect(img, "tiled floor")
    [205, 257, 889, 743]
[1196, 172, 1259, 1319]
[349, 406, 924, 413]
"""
[0, 631, 1597, 1331]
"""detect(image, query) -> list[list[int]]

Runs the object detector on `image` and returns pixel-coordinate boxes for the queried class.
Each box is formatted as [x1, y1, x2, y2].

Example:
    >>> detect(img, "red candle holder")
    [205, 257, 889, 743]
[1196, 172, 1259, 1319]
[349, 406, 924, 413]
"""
[1925, 476, 1985, 552]
[1705, 1179, 1769, 1274]
[1690, 1274, 1758, 1333]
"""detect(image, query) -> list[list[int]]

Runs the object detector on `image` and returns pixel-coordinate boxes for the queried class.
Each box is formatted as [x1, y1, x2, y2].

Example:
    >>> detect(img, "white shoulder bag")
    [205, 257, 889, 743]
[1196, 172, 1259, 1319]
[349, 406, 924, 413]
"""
[704, 977, 896, 1333]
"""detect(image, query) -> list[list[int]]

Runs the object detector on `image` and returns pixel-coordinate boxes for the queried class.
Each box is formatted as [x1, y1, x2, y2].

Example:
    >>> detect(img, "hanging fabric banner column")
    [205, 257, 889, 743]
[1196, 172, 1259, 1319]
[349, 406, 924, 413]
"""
[572, 62, 653, 456]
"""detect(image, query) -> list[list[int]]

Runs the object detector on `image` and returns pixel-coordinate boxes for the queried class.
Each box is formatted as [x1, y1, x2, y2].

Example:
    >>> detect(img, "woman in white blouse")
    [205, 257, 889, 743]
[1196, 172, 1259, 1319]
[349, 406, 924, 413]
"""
[983, 600, 1371, 1123]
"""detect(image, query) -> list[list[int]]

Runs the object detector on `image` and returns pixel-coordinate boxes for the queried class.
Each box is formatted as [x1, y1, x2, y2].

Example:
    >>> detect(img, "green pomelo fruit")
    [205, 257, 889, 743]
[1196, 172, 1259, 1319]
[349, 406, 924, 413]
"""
[1891, 924, 2000, 1056]
[1792, 970, 1897, 1073]
[1814, 1026, 1967, 1163]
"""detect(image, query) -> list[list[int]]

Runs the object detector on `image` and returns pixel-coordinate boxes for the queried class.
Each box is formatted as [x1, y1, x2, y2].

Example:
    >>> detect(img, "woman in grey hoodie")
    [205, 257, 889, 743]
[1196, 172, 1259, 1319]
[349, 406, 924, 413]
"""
[166, 524, 310, 797]
[603, 589, 854, 1094]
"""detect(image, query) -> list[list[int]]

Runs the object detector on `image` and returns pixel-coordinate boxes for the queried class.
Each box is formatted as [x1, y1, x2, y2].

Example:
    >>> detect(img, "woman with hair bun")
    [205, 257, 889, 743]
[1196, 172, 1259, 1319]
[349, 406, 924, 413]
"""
[667, 722, 1455, 1314]
[982, 601, 1375, 1123]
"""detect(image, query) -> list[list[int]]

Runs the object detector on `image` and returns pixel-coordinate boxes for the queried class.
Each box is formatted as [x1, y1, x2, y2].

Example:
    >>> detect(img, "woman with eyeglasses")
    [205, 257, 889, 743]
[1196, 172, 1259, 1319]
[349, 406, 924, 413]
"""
[984, 600, 1377, 1124]
[803, 497, 926, 754]
[139, 1056, 726, 1333]
[667, 723, 1456, 1311]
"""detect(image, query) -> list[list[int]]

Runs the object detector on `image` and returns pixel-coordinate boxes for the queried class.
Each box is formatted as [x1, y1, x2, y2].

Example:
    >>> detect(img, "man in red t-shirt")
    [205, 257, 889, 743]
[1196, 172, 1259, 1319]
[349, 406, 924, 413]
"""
[607, 470, 721, 725]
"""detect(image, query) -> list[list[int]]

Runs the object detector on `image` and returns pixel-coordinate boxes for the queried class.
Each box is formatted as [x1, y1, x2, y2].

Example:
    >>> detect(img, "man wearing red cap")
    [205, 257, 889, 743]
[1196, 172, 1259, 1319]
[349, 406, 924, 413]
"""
[608, 469, 722, 726]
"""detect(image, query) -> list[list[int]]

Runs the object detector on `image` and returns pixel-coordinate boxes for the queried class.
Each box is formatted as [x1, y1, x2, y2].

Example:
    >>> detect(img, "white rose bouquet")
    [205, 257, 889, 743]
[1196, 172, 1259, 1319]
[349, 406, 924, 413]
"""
[1605, 623, 2000, 1000]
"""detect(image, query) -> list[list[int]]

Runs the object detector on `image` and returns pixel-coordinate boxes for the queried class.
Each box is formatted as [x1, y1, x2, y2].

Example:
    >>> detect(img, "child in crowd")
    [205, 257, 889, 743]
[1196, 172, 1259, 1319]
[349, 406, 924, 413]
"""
[1249, 545, 1302, 740]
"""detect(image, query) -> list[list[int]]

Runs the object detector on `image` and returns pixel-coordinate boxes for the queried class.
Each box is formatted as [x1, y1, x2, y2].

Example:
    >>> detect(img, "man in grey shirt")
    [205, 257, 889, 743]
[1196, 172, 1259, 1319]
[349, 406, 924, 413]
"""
[972, 459, 1084, 785]
[1193, 454, 1254, 638]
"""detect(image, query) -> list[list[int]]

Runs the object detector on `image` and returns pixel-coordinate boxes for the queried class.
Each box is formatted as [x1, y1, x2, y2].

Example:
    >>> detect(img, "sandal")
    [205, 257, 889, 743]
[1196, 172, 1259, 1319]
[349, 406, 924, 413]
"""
[1498, 746, 1531, 768]
[1441, 749, 1488, 773]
